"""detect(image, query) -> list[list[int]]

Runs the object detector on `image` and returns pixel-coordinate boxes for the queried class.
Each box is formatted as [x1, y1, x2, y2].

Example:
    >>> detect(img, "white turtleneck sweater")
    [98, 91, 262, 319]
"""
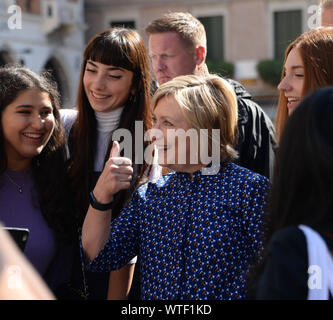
[94, 106, 124, 172]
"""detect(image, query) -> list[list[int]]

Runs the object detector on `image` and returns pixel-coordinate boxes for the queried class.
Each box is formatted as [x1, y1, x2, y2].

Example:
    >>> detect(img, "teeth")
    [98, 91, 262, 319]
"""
[92, 92, 109, 99]
[23, 133, 42, 138]
[288, 97, 299, 102]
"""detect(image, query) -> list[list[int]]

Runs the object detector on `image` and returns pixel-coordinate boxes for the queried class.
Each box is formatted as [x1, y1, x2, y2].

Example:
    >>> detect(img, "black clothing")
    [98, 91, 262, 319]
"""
[227, 79, 277, 179]
[255, 226, 333, 300]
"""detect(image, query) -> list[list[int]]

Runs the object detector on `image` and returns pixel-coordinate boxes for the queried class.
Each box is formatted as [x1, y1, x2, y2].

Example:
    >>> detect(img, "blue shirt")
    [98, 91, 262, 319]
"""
[86, 162, 269, 300]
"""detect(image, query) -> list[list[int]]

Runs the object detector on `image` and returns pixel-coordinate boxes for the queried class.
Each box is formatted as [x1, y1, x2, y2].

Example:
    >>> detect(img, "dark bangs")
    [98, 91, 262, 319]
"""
[84, 30, 135, 71]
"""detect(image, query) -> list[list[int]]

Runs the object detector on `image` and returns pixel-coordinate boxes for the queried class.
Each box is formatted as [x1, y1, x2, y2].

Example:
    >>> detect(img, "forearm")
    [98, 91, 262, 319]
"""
[81, 205, 112, 262]
[107, 264, 135, 300]
[82, 141, 133, 262]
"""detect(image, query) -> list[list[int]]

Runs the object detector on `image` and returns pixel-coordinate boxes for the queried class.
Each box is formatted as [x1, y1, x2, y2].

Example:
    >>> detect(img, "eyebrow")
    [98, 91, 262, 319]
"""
[15, 105, 53, 109]
[291, 66, 304, 69]
[153, 114, 179, 123]
[87, 60, 124, 72]
[284, 65, 304, 70]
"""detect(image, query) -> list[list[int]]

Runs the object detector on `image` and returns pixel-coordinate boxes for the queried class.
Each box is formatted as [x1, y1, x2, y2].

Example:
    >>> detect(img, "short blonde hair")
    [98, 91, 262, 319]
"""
[151, 74, 238, 162]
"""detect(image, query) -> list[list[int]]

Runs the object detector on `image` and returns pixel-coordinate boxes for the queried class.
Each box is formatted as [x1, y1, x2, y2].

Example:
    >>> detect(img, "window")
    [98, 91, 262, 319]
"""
[274, 10, 302, 60]
[198, 15, 224, 62]
[110, 20, 135, 29]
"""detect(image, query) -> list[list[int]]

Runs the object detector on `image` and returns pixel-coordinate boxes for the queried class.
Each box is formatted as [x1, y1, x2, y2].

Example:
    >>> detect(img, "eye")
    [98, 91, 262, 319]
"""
[108, 74, 121, 79]
[17, 110, 30, 114]
[40, 109, 53, 117]
[163, 120, 173, 127]
[86, 68, 96, 73]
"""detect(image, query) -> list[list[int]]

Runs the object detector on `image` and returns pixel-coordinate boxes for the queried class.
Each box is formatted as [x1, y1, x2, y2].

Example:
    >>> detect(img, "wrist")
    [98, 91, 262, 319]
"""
[89, 191, 113, 211]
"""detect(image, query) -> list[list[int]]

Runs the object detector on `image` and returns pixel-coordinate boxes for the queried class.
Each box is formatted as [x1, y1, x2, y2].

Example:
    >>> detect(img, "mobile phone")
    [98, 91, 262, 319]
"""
[2, 227, 29, 252]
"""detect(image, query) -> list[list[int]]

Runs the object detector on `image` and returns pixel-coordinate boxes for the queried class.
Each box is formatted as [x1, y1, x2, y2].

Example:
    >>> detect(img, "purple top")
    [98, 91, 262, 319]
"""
[0, 168, 56, 276]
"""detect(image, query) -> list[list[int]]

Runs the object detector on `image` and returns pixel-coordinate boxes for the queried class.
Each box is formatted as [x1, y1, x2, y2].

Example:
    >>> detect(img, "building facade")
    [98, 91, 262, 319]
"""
[84, 0, 319, 97]
[0, 0, 86, 107]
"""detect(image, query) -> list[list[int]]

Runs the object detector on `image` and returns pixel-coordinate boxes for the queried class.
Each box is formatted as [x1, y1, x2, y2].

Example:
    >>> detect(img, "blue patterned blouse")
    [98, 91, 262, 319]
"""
[86, 162, 269, 300]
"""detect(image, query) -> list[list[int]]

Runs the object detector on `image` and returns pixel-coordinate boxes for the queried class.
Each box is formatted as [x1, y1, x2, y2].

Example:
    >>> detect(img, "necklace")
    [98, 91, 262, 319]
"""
[4, 172, 24, 194]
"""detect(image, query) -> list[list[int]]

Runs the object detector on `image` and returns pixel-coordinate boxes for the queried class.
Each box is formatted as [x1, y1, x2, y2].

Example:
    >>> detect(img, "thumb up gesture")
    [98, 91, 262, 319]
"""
[92, 141, 133, 206]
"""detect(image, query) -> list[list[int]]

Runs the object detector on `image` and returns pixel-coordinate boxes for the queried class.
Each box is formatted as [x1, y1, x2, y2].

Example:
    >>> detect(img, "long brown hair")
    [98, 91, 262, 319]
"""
[275, 27, 333, 142]
[68, 28, 152, 225]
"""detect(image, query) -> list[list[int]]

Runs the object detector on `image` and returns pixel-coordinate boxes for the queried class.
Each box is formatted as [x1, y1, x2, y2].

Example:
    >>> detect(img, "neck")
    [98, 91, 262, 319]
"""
[164, 163, 205, 174]
[94, 106, 124, 133]
[7, 158, 31, 171]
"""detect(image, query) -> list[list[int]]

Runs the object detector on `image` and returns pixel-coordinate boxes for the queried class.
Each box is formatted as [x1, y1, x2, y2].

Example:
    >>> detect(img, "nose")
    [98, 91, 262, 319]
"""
[149, 126, 163, 142]
[155, 57, 166, 72]
[278, 76, 291, 92]
[31, 114, 44, 130]
[91, 73, 106, 91]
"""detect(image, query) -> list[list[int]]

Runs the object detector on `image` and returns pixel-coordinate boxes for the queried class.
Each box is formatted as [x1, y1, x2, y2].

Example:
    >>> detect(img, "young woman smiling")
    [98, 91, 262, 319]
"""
[0, 65, 76, 296]
[275, 27, 333, 142]
[64, 27, 157, 300]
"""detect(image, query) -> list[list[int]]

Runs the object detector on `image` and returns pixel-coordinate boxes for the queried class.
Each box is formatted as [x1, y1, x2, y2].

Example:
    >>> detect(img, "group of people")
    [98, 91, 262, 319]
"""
[0, 10, 333, 300]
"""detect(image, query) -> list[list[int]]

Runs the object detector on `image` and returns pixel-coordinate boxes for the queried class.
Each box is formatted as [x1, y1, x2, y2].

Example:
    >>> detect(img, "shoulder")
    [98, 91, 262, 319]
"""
[269, 226, 307, 257]
[224, 162, 270, 190]
[59, 108, 78, 127]
[59, 108, 78, 140]
[256, 226, 308, 299]
[238, 97, 274, 127]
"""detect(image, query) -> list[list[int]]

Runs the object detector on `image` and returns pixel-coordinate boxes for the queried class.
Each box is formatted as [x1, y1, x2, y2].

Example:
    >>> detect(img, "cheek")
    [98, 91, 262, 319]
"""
[82, 73, 91, 93]
[45, 117, 56, 137]
[297, 80, 304, 94]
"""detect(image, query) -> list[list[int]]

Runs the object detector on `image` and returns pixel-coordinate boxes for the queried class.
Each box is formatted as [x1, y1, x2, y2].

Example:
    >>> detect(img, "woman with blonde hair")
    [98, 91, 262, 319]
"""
[81, 74, 270, 300]
[275, 27, 333, 141]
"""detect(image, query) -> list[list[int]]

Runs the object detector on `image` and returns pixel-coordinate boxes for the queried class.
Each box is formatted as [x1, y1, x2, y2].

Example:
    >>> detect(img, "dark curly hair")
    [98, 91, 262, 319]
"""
[0, 65, 76, 242]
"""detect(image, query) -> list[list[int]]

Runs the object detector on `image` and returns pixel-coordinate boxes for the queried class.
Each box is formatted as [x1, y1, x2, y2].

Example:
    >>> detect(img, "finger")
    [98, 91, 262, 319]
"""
[116, 181, 131, 191]
[112, 157, 132, 166]
[112, 165, 133, 175]
[109, 141, 120, 159]
[118, 174, 133, 182]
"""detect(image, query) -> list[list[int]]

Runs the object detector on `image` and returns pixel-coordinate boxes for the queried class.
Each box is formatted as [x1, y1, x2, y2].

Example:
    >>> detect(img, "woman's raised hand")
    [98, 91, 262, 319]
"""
[92, 141, 133, 205]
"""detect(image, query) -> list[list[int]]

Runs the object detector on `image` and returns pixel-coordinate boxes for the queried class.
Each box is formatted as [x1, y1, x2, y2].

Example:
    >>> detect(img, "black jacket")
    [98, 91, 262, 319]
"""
[227, 79, 277, 179]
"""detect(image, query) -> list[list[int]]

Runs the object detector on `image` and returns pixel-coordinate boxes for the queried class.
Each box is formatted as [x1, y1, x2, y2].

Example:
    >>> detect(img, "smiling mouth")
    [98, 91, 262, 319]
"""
[287, 97, 300, 103]
[91, 91, 111, 99]
[22, 132, 44, 142]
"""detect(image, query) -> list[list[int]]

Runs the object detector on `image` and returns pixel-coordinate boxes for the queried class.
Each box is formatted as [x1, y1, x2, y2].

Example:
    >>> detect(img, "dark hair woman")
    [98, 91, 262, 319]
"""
[64, 27, 156, 299]
[0, 65, 76, 296]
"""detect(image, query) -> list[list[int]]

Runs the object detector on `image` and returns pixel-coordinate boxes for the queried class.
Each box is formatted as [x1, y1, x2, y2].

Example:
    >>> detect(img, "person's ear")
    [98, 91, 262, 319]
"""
[195, 46, 206, 65]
